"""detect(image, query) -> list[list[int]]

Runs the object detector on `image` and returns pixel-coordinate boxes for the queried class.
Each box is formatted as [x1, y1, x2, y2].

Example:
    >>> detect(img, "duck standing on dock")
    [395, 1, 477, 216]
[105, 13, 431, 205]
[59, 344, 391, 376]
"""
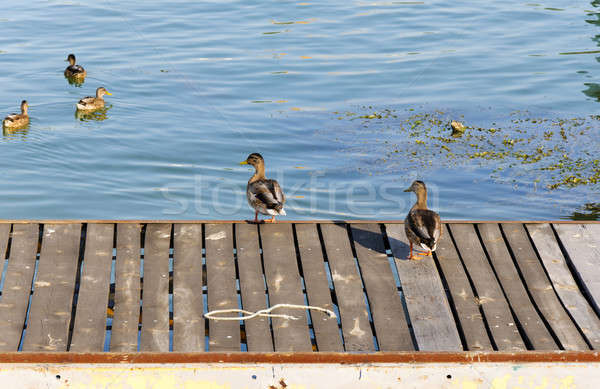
[404, 180, 441, 260]
[240, 153, 286, 223]
[76, 87, 111, 111]
[64, 54, 86, 80]
[2, 100, 29, 129]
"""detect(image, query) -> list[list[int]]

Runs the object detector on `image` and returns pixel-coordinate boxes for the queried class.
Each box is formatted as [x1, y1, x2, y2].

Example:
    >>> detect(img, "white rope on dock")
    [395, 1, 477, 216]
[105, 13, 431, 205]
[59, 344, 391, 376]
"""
[204, 303, 337, 321]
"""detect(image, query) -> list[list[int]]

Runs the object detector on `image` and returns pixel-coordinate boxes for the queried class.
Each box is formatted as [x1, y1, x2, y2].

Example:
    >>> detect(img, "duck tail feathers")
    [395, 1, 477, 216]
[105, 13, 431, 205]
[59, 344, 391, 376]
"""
[266, 207, 286, 216]
[420, 238, 436, 252]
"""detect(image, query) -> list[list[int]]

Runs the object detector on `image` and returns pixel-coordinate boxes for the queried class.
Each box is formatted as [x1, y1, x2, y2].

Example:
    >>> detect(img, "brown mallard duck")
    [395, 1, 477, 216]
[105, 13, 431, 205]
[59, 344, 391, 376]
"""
[76, 87, 111, 111]
[64, 54, 87, 79]
[404, 180, 441, 260]
[240, 153, 286, 223]
[2, 100, 29, 129]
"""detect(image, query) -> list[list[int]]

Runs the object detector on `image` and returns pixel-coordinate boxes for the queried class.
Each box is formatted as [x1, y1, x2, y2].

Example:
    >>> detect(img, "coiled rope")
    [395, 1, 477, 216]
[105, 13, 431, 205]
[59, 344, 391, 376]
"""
[204, 303, 337, 321]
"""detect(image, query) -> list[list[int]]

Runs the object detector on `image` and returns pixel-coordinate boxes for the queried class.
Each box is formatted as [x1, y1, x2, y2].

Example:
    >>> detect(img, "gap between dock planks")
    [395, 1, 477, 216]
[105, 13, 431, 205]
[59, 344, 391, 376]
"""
[0, 221, 598, 353]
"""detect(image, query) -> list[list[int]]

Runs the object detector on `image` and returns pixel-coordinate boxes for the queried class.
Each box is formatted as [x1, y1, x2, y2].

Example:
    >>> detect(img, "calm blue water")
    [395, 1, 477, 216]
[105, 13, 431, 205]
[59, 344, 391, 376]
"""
[0, 0, 599, 220]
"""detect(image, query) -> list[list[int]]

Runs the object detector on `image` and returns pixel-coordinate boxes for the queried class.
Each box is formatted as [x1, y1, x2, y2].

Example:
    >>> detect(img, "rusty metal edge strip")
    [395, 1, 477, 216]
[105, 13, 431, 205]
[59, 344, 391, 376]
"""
[0, 220, 596, 224]
[0, 352, 599, 364]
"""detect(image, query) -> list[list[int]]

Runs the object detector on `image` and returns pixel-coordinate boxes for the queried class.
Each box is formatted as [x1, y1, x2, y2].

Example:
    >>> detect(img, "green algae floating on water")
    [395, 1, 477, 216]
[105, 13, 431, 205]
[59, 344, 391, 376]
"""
[331, 107, 600, 190]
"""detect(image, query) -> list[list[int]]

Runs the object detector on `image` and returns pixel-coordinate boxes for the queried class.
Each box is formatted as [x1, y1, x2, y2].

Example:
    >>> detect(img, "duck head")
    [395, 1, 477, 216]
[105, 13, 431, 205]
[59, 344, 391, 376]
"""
[240, 153, 264, 168]
[240, 153, 266, 177]
[96, 87, 112, 98]
[404, 180, 427, 194]
[20, 100, 28, 115]
[66, 54, 76, 66]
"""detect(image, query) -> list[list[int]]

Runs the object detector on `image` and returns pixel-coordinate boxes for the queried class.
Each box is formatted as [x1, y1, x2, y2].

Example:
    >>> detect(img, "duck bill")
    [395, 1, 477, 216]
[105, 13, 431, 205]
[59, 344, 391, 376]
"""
[239, 161, 248, 165]
[104, 91, 112, 95]
[403, 188, 412, 192]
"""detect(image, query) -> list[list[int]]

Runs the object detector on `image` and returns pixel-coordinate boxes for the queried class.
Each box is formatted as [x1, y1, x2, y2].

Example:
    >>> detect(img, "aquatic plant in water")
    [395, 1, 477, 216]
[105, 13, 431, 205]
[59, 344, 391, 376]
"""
[330, 107, 600, 190]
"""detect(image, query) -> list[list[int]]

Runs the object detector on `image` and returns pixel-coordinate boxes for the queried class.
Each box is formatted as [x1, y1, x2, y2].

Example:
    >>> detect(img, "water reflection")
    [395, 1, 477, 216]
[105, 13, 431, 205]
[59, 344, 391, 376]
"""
[3, 124, 29, 140]
[583, 2, 600, 100]
[582, 82, 600, 100]
[74, 105, 112, 122]
[65, 76, 85, 87]
[567, 203, 600, 220]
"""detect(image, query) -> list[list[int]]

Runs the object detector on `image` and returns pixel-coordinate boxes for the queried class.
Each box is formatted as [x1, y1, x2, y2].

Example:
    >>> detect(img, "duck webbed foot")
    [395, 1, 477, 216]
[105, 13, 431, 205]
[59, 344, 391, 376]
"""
[264, 216, 277, 223]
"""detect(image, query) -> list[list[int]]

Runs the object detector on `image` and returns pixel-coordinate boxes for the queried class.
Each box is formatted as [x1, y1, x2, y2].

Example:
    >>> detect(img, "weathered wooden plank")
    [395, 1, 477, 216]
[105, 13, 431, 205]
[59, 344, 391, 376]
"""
[69, 224, 114, 352]
[22, 224, 82, 351]
[0, 223, 10, 264]
[477, 223, 557, 350]
[350, 224, 413, 351]
[449, 224, 525, 351]
[205, 224, 240, 351]
[295, 224, 343, 352]
[0, 224, 39, 351]
[385, 223, 462, 351]
[502, 223, 588, 350]
[260, 223, 312, 352]
[110, 224, 142, 352]
[235, 223, 273, 352]
[528, 223, 600, 349]
[172, 224, 204, 352]
[435, 224, 492, 350]
[139, 224, 171, 352]
[320, 223, 374, 352]
[554, 224, 600, 315]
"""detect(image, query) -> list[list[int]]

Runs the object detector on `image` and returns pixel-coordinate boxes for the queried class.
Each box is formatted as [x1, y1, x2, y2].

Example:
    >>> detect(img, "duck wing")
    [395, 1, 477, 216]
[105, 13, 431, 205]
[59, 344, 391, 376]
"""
[249, 179, 285, 211]
[70, 65, 85, 74]
[266, 179, 285, 205]
[4, 113, 18, 123]
[407, 209, 441, 244]
[78, 96, 95, 106]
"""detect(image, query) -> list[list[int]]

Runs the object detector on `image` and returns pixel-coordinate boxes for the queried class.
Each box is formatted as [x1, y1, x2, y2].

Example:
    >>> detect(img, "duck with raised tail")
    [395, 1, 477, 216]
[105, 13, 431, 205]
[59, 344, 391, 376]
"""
[64, 53, 87, 80]
[2, 100, 29, 129]
[240, 153, 286, 223]
[404, 180, 442, 260]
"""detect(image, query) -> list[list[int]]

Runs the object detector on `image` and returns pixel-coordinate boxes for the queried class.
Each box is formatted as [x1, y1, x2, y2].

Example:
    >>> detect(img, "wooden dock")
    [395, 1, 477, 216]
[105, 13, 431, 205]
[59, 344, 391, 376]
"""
[0, 220, 599, 353]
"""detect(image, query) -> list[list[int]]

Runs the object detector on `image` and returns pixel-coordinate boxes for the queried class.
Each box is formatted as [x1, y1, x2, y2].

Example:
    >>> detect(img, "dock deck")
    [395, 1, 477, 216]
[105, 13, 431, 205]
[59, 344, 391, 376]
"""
[0, 220, 599, 353]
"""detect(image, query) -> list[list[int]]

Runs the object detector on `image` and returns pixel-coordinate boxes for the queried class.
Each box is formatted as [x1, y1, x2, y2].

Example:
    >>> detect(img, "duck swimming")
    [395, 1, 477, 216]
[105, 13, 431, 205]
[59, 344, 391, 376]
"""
[64, 54, 86, 79]
[240, 153, 286, 223]
[404, 180, 441, 260]
[2, 100, 29, 129]
[76, 87, 111, 111]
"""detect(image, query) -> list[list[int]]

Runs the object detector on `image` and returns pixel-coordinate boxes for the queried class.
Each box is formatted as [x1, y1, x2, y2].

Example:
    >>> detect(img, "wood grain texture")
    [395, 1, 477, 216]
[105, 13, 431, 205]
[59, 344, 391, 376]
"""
[70, 224, 114, 351]
[172, 224, 204, 352]
[260, 223, 312, 352]
[0, 224, 39, 351]
[528, 223, 600, 349]
[0, 223, 10, 262]
[385, 223, 462, 351]
[320, 223, 374, 351]
[235, 223, 273, 352]
[554, 224, 600, 315]
[110, 224, 142, 352]
[502, 223, 588, 350]
[350, 224, 414, 351]
[22, 224, 82, 351]
[449, 224, 525, 351]
[295, 224, 343, 352]
[140, 224, 172, 352]
[434, 224, 492, 351]
[477, 223, 556, 350]
[205, 224, 240, 351]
